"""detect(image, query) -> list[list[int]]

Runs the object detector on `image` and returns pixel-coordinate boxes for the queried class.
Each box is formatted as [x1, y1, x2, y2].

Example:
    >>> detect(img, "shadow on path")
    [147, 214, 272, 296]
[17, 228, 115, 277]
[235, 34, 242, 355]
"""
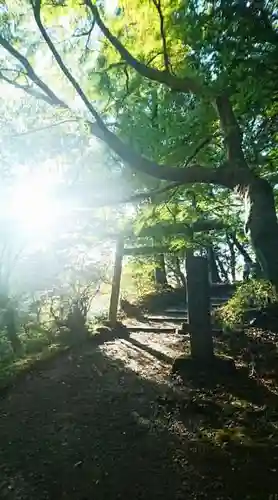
[0, 332, 277, 500]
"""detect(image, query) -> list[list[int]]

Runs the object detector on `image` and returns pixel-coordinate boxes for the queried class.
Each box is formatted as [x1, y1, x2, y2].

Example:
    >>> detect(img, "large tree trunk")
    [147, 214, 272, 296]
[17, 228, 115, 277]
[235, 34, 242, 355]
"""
[207, 245, 221, 283]
[166, 255, 182, 286]
[230, 233, 253, 265]
[174, 256, 187, 288]
[215, 254, 230, 283]
[154, 254, 168, 287]
[215, 95, 278, 289]
[5, 21, 278, 293]
[227, 234, 236, 282]
[243, 178, 278, 288]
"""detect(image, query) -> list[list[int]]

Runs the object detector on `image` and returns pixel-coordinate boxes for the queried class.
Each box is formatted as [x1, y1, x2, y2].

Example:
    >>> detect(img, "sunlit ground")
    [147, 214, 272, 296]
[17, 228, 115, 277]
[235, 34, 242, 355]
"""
[100, 331, 186, 384]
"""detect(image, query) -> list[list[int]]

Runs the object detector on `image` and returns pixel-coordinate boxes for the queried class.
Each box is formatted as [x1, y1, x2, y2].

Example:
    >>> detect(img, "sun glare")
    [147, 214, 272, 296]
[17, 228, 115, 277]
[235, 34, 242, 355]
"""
[9, 172, 63, 243]
[104, 0, 118, 14]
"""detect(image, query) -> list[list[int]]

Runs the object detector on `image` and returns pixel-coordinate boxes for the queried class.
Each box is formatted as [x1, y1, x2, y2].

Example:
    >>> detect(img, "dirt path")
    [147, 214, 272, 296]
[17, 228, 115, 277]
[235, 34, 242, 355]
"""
[0, 330, 278, 500]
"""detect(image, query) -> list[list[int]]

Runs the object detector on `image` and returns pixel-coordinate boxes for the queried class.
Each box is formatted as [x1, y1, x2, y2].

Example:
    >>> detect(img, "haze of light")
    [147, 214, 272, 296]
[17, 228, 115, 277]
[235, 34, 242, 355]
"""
[8, 169, 67, 245]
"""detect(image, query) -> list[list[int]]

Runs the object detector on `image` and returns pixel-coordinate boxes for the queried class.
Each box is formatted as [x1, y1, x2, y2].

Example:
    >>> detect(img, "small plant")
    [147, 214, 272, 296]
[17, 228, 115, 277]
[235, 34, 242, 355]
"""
[215, 427, 250, 445]
[216, 279, 278, 330]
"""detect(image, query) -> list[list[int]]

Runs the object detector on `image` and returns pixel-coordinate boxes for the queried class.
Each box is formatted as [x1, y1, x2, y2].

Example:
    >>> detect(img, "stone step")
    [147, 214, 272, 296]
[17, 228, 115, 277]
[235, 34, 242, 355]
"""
[126, 325, 222, 334]
[146, 315, 186, 322]
[165, 303, 224, 314]
[127, 326, 182, 333]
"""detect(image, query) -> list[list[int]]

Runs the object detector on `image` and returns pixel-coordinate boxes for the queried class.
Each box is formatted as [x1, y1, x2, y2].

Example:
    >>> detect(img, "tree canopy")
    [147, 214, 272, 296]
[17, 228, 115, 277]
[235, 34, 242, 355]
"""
[0, 0, 278, 286]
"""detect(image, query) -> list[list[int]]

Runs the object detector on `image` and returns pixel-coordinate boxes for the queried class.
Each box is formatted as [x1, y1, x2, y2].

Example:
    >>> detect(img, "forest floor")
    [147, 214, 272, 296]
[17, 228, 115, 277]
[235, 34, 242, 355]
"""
[0, 319, 278, 500]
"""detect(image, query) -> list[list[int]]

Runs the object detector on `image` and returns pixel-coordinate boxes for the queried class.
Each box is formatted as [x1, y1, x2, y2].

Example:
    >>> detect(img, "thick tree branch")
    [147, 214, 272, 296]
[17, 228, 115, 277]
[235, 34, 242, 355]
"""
[88, 120, 236, 185]
[0, 34, 67, 108]
[215, 93, 247, 166]
[1, 6, 250, 191]
[0, 28, 225, 187]
[85, 1, 207, 95]
[152, 0, 170, 72]
[32, 0, 106, 129]
[183, 134, 214, 167]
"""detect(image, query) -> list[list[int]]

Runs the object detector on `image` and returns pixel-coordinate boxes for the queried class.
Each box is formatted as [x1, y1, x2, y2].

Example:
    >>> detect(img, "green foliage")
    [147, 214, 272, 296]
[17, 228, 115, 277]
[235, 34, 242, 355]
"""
[137, 286, 185, 313]
[0, 286, 105, 391]
[93, 0, 278, 275]
[121, 257, 157, 301]
[0, 0, 277, 345]
[217, 280, 278, 330]
[123, 245, 170, 256]
[1, 0, 277, 288]
[0, 320, 49, 364]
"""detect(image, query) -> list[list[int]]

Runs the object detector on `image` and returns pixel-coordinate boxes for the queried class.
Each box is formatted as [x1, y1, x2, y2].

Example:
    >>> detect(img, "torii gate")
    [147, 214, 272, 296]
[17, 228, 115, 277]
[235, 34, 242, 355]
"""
[108, 219, 225, 361]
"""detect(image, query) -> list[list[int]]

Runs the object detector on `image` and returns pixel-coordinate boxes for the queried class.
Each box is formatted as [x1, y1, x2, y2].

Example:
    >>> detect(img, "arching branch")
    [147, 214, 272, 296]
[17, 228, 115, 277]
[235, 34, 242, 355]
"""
[0, 5, 249, 190]
[32, 0, 105, 129]
[85, 1, 207, 96]
[0, 34, 67, 108]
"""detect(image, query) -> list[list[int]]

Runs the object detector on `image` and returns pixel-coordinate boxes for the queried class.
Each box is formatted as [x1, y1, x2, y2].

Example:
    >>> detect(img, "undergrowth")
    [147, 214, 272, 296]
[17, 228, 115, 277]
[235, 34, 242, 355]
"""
[216, 279, 278, 330]
[0, 317, 104, 393]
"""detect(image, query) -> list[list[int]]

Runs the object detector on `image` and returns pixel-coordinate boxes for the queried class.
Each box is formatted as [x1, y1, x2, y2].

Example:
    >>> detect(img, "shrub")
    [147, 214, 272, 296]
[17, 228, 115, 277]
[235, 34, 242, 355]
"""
[121, 258, 157, 302]
[216, 279, 278, 330]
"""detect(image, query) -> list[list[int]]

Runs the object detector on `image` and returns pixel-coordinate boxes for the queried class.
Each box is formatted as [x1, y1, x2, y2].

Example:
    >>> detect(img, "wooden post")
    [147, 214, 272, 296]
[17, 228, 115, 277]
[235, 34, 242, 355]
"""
[108, 236, 124, 327]
[185, 252, 214, 361]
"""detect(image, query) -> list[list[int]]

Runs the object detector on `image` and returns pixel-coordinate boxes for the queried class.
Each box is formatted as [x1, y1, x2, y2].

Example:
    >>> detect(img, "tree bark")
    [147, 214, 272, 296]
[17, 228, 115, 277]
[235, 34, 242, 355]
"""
[227, 234, 236, 282]
[243, 177, 278, 288]
[174, 256, 187, 289]
[2, 13, 278, 292]
[86, 2, 207, 96]
[215, 254, 230, 283]
[230, 233, 253, 265]
[154, 254, 168, 287]
[207, 245, 221, 283]
[214, 95, 278, 286]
